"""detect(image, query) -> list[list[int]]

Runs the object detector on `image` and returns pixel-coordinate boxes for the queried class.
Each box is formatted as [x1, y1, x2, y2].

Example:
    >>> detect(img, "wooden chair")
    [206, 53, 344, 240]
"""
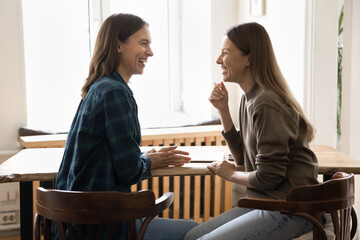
[34, 187, 174, 240]
[237, 172, 357, 240]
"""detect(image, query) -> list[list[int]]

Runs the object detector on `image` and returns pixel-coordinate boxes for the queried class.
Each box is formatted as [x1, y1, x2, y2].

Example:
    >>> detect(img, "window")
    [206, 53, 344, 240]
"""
[23, 0, 213, 132]
[22, 0, 90, 132]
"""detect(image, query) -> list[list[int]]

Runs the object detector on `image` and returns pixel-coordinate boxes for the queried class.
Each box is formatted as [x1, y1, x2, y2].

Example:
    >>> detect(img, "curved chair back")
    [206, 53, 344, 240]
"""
[238, 172, 357, 240]
[35, 187, 174, 240]
[288, 172, 356, 239]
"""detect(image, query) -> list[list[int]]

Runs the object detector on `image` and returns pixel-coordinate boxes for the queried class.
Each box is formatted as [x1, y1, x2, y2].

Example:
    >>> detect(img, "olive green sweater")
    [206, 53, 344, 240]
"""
[223, 83, 319, 200]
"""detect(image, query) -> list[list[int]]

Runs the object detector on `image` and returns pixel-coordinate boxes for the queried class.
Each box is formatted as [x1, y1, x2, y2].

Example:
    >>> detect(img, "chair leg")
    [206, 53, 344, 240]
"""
[351, 207, 358, 239]
[137, 216, 155, 240]
[292, 212, 327, 240]
[34, 213, 40, 240]
[313, 227, 326, 240]
[127, 220, 136, 240]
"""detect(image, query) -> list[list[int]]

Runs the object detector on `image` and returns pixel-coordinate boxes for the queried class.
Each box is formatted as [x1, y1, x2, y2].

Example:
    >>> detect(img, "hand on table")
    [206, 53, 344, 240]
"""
[207, 160, 236, 182]
[144, 146, 191, 169]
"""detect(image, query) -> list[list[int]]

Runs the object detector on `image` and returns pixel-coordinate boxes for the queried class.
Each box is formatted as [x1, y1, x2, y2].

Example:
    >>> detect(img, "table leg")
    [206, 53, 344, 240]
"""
[40, 181, 54, 188]
[20, 181, 33, 240]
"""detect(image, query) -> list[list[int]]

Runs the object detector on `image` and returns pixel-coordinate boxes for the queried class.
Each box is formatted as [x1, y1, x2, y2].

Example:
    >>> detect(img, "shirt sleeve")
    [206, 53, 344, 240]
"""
[248, 104, 298, 190]
[103, 89, 151, 185]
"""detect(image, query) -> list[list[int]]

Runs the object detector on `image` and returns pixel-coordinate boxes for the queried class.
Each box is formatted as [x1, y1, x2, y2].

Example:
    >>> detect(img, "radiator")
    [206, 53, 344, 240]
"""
[132, 127, 232, 223]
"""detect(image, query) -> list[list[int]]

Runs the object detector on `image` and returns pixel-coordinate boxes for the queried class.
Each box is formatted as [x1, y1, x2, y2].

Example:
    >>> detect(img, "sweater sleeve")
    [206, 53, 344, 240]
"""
[222, 125, 244, 165]
[248, 103, 298, 190]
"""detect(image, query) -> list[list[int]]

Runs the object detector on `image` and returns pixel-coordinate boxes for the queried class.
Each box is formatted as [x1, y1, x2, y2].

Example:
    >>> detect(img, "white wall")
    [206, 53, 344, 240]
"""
[310, 0, 339, 147]
[342, 0, 360, 162]
[0, 0, 27, 152]
[342, 0, 360, 231]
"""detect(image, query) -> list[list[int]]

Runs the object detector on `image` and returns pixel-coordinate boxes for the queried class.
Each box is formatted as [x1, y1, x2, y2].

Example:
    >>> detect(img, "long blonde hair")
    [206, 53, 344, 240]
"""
[227, 22, 315, 141]
[81, 13, 147, 99]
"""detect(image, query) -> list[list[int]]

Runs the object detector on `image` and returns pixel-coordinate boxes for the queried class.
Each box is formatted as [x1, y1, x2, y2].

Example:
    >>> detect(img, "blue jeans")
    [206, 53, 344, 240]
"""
[184, 207, 313, 240]
[136, 217, 199, 240]
[52, 217, 198, 240]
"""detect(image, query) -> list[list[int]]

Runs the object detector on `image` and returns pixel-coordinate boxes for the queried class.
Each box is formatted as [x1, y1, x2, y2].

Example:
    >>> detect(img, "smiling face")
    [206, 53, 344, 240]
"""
[117, 25, 153, 83]
[216, 36, 251, 87]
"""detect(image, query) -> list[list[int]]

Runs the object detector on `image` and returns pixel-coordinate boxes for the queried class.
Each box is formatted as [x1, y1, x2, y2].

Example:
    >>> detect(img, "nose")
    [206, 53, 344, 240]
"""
[146, 46, 154, 57]
[216, 55, 222, 64]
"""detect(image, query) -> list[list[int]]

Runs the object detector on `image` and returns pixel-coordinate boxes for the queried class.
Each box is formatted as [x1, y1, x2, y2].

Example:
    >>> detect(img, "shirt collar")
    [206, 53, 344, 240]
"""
[245, 82, 260, 101]
[112, 71, 134, 95]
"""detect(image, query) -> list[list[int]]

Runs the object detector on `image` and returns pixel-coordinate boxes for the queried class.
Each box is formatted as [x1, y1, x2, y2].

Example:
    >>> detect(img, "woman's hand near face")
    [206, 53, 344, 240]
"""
[209, 82, 229, 111]
[144, 146, 191, 169]
[209, 81, 234, 133]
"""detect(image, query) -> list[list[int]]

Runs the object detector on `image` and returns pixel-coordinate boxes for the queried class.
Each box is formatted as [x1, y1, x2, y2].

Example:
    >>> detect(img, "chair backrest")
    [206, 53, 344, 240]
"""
[237, 172, 357, 240]
[34, 187, 174, 240]
[287, 172, 356, 240]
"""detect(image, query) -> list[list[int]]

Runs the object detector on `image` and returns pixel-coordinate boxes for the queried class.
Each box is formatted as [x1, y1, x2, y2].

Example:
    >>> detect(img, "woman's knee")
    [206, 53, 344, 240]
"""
[144, 218, 199, 240]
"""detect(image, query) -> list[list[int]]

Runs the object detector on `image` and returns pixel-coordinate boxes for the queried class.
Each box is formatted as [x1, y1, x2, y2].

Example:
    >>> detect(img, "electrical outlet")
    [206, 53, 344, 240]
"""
[8, 190, 16, 200]
[0, 191, 7, 201]
[0, 212, 17, 225]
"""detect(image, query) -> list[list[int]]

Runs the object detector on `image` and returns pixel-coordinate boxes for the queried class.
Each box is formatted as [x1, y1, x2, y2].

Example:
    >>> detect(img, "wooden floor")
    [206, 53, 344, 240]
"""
[0, 235, 19, 240]
[0, 230, 20, 240]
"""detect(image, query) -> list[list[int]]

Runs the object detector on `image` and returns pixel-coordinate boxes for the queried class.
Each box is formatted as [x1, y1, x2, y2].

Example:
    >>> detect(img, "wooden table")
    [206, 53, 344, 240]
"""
[2, 145, 360, 182]
[1, 145, 359, 239]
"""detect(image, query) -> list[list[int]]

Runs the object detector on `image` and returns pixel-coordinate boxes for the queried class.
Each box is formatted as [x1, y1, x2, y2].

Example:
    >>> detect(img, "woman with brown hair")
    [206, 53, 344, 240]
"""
[55, 13, 198, 239]
[185, 22, 318, 240]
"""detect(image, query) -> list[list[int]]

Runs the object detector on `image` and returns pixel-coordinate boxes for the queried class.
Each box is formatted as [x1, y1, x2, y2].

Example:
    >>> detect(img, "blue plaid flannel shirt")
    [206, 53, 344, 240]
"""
[56, 71, 151, 192]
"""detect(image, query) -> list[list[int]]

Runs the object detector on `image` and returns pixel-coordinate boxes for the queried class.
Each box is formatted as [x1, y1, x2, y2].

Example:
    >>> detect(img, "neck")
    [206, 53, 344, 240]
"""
[117, 66, 131, 84]
[238, 74, 255, 93]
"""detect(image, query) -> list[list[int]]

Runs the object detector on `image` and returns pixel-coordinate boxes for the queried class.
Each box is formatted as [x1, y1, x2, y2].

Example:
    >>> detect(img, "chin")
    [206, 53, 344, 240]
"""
[222, 77, 230, 82]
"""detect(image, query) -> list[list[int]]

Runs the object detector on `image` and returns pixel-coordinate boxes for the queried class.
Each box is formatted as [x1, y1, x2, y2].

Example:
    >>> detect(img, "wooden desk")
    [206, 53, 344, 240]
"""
[1, 145, 360, 239]
[0, 146, 227, 183]
[2, 145, 360, 183]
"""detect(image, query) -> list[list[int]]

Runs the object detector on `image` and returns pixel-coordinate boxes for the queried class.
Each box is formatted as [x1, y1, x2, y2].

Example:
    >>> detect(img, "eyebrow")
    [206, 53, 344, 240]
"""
[140, 39, 151, 44]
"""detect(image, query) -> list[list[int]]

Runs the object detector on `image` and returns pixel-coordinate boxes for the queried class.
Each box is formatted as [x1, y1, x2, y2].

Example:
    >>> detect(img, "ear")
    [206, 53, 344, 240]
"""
[245, 56, 250, 67]
[117, 39, 122, 54]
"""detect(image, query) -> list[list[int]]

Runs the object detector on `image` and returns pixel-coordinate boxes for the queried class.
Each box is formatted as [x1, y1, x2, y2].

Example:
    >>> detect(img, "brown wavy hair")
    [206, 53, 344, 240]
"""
[226, 22, 315, 141]
[81, 13, 147, 99]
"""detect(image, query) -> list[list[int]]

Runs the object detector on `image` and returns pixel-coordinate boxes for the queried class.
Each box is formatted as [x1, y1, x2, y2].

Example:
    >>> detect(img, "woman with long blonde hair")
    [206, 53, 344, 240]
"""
[185, 22, 318, 240]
